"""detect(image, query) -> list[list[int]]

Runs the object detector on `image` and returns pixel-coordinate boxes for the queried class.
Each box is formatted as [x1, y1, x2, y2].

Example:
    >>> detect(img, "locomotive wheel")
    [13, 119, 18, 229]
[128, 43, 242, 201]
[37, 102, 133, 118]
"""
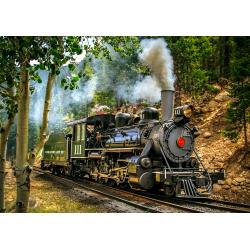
[164, 185, 175, 198]
[120, 182, 128, 189]
[57, 167, 63, 175]
[61, 168, 66, 175]
[71, 168, 76, 179]
[108, 179, 116, 187]
[80, 173, 85, 178]
[67, 168, 71, 176]
[52, 166, 55, 175]
[98, 178, 105, 184]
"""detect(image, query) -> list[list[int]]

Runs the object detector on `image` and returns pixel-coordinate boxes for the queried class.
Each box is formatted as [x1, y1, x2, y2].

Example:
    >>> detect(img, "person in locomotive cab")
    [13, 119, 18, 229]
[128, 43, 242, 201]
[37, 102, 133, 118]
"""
[86, 129, 94, 148]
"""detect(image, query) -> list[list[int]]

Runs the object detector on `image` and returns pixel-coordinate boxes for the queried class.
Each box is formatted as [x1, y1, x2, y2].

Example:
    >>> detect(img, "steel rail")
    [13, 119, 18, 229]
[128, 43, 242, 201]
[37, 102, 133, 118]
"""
[33, 167, 250, 213]
[33, 168, 163, 213]
[207, 198, 250, 209]
[33, 167, 202, 213]
[72, 175, 249, 213]
[171, 198, 250, 213]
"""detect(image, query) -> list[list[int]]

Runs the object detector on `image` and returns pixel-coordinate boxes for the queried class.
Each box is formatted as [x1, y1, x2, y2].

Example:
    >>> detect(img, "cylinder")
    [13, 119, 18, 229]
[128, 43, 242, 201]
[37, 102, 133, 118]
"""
[161, 88, 175, 122]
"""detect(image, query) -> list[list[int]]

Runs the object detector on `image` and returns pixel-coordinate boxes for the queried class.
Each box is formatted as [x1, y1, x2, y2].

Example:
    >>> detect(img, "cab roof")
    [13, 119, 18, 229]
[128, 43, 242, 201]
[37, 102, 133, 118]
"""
[67, 114, 115, 126]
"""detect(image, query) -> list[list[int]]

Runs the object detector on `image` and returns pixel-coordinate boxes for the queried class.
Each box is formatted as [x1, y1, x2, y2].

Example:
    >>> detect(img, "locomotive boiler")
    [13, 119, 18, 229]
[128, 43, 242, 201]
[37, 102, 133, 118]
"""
[41, 87, 225, 198]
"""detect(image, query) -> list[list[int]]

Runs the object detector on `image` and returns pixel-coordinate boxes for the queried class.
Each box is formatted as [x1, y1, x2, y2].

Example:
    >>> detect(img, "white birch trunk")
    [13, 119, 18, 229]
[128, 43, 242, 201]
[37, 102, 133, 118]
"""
[15, 64, 30, 213]
[0, 87, 17, 213]
[14, 64, 58, 212]
[28, 71, 57, 167]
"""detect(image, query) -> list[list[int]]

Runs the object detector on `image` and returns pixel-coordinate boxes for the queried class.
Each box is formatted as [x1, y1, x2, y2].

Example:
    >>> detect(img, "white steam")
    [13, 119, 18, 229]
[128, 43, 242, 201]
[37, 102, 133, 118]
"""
[70, 77, 98, 104]
[133, 75, 161, 102]
[115, 38, 176, 104]
[139, 38, 175, 90]
[117, 75, 161, 103]
[90, 104, 110, 112]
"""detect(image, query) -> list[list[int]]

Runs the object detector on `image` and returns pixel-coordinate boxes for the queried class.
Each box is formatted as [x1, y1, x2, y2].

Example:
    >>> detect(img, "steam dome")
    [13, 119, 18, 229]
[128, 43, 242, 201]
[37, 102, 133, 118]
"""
[139, 107, 159, 124]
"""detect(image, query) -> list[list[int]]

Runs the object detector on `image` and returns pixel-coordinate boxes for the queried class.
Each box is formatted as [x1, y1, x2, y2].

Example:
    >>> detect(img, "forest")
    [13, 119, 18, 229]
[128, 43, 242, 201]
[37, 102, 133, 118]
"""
[2, 36, 250, 157]
[0, 36, 250, 213]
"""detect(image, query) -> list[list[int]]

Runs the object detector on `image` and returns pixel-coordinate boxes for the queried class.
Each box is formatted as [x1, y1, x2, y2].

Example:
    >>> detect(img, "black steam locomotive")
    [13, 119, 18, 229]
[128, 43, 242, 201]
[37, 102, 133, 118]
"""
[41, 88, 225, 198]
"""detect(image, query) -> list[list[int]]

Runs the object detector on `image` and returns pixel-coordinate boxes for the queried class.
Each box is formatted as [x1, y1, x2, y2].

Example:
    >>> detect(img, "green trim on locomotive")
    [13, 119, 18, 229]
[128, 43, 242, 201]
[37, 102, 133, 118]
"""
[68, 114, 116, 154]
[71, 123, 86, 157]
[43, 132, 68, 162]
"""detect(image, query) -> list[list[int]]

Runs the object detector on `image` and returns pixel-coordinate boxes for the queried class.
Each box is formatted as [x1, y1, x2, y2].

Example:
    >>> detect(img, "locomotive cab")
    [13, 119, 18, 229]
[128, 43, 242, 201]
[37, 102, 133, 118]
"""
[68, 114, 116, 157]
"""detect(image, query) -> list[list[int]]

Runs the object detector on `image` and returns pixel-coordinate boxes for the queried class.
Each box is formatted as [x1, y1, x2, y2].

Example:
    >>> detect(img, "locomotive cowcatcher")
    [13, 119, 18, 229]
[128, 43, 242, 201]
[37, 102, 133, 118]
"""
[41, 87, 225, 198]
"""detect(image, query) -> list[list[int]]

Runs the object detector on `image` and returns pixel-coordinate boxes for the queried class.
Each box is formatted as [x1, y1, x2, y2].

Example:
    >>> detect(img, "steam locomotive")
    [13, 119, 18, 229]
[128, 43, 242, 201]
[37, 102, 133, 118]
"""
[41, 87, 225, 198]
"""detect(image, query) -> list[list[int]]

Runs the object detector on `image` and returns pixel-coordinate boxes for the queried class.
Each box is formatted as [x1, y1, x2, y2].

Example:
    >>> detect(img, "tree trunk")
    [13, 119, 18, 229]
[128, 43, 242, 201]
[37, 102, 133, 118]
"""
[243, 108, 249, 155]
[213, 38, 217, 73]
[0, 132, 7, 213]
[15, 64, 30, 213]
[0, 117, 16, 212]
[0, 86, 17, 213]
[219, 36, 223, 76]
[28, 71, 57, 168]
[224, 36, 230, 79]
[14, 66, 58, 213]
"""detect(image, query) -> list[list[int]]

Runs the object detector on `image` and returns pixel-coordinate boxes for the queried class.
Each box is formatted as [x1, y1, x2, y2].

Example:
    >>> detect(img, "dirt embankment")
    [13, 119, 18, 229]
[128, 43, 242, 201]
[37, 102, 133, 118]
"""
[184, 80, 250, 203]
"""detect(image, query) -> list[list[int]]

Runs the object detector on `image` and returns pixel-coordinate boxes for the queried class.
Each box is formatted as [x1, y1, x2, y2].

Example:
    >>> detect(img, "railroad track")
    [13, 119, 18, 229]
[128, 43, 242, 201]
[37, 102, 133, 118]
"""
[33, 167, 201, 213]
[116, 187, 250, 213]
[110, 186, 250, 213]
[33, 167, 250, 213]
[167, 198, 250, 213]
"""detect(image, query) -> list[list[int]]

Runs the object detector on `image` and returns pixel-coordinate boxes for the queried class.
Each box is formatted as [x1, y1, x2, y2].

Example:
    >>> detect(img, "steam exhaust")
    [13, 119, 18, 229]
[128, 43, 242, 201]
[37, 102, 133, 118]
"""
[161, 87, 175, 122]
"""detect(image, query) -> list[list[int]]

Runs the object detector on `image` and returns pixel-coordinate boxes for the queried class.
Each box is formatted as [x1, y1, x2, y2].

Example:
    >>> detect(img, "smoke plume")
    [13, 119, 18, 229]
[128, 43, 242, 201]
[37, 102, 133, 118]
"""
[139, 38, 176, 90]
[90, 104, 110, 112]
[28, 38, 176, 132]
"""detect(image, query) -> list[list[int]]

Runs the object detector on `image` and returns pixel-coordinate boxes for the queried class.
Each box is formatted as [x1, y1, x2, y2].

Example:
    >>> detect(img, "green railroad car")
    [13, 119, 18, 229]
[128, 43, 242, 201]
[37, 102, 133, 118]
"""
[41, 132, 71, 174]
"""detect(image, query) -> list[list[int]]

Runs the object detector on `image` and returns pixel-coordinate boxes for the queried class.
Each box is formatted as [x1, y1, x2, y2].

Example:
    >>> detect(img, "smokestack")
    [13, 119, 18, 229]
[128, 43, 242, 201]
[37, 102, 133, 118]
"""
[161, 86, 175, 122]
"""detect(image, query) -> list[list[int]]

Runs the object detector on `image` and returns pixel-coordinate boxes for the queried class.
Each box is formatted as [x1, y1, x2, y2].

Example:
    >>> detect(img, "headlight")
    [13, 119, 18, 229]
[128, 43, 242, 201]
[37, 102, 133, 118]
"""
[183, 107, 192, 118]
[174, 105, 193, 124]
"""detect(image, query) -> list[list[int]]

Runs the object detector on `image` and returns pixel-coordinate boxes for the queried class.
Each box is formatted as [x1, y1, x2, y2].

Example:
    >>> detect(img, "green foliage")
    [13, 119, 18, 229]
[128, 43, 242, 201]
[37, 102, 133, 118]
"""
[139, 36, 234, 98]
[154, 102, 161, 109]
[2, 36, 250, 156]
[164, 36, 218, 97]
[204, 84, 217, 93]
[0, 36, 140, 95]
[222, 37, 250, 151]
[222, 127, 240, 143]
[0, 36, 141, 157]
[2, 98, 18, 119]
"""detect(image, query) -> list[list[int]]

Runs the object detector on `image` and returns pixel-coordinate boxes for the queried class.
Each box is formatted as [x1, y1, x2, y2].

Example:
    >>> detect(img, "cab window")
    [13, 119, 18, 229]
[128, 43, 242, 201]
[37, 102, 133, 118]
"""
[81, 124, 85, 141]
[76, 124, 81, 141]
